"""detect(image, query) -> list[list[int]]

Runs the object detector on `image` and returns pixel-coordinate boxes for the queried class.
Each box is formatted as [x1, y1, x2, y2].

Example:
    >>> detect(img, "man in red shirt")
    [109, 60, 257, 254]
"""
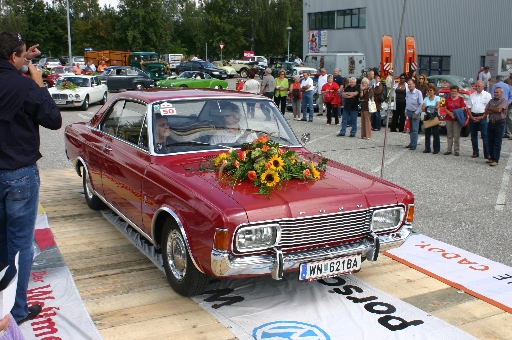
[484, 87, 509, 166]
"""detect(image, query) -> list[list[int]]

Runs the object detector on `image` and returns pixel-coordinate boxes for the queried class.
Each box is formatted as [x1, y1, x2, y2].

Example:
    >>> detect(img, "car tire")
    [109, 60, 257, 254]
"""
[43, 80, 49, 88]
[82, 166, 106, 210]
[80, 95, 89, 110]
[461, 124, 470, 137]
[177, 70, 184, 75]
[161, 218, 208, 297]
[135, 83, 145, 90]
[240, 68, 248, 78]
[214, 85, 223, 89]
[179, 84, 188, 88]
[99, 92, 107, 105]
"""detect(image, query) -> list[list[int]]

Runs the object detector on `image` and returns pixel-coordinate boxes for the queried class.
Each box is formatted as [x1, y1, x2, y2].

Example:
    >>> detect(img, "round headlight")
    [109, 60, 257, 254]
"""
[68, 94, 73, 99]
[75, 94, 80, 100]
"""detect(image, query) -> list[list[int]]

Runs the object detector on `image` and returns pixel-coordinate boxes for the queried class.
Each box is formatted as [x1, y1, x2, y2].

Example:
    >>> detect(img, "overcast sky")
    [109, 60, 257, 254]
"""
[99, 0, 118, 8]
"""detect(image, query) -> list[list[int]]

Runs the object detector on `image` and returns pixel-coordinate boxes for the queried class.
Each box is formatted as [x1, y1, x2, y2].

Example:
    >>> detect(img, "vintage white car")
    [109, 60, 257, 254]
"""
[48, 75, 108, 110]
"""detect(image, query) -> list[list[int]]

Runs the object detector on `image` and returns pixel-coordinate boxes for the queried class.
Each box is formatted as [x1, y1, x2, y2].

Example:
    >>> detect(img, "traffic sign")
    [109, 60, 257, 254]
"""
[219, 44, 225, 50]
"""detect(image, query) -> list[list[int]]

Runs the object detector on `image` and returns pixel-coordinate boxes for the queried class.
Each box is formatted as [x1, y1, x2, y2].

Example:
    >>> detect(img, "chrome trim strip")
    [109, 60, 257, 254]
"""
[211, 224, 412, 278]
[152, 207, 204, 274]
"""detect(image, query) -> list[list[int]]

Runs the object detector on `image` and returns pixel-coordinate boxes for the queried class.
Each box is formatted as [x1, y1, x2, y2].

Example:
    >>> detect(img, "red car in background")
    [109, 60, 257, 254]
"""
[437, 88, 474, 137]
[43, 66, 74, 88]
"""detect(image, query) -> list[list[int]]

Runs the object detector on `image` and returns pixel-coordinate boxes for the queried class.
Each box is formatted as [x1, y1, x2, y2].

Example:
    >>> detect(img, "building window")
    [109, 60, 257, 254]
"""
[336, 8, 366, 29]
[308, 11, 335, 30]
[419, 55, 451, 76]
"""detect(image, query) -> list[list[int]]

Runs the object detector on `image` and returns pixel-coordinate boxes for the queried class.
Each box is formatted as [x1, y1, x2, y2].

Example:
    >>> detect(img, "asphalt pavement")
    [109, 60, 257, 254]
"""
[38, 78, 512, 267]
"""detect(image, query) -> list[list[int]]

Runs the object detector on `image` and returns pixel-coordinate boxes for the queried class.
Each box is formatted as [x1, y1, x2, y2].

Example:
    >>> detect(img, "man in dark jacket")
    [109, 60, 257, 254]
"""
[0, 31, 62, 325]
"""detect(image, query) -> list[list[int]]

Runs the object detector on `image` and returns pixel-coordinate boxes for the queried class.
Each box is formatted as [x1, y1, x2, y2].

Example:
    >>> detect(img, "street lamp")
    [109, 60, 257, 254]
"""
[287, 27, 292, 62]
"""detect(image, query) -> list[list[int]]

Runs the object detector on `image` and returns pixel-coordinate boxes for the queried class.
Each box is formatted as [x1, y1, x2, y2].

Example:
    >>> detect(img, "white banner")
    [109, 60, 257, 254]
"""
[191, 273, 475, 340]
[19, 265, 102, 339]
[386, 234, 512, 313]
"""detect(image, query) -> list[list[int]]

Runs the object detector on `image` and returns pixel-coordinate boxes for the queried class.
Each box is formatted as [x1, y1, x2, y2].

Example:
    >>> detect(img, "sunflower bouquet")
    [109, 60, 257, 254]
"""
[211, 135, 328, 196]
[57, 80, 79, 91]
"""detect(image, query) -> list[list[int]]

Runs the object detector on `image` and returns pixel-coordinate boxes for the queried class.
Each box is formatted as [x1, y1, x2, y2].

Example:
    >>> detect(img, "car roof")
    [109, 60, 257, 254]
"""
[108, 89, 268, 104]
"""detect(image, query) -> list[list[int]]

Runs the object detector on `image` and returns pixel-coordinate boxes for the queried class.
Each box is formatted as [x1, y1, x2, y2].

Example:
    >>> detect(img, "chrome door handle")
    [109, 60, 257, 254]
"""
[103, 145, 112, 151]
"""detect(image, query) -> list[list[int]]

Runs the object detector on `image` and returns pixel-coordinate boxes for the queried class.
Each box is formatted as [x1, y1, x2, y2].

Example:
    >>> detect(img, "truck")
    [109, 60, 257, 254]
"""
[303, 53, 366, 77]
[485, 48, 512, 79]
[84, 50, 130, 67]
[161, 54, 184, 72]
[128, 52, 170, 81]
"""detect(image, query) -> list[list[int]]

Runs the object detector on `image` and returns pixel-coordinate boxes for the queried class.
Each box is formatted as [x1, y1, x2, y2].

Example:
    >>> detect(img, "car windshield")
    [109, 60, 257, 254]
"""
[199, 61, 216, 69]
[178, 72, 195, 79]
[101, 68, 113, 76]
[457, 78, 471, 89]
[140, 54, 159, 62]
[151, 98, 300, 154]
[55, 77, 90, 87]
[47, 58, 60, 63]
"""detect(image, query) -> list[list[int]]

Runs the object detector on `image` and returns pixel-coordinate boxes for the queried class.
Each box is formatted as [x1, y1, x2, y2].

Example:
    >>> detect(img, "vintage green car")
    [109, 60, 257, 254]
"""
[129, 52, 170, 81]
[212, 61, 237, 78]
[156, 71, 229, 89]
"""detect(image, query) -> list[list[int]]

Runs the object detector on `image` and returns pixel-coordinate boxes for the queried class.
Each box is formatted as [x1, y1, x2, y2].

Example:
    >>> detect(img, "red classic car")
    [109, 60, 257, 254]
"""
[43, 66, 74, 88]
[64, 89, 415, 296]
[437, 88, 474, 137]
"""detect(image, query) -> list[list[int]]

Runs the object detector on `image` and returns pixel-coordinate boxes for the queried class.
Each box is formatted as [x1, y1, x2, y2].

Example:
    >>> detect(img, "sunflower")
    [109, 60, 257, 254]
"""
[269, 155, 285, 171]
[260, 170, 280, 187]
[310, 162, 320, 179]
[214, 153, 228, 166]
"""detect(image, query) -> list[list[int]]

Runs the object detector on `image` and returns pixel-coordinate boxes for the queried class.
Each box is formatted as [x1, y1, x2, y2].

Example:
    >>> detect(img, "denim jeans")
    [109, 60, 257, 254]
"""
[469, 117, 489, 157]
[407, 110, 420, 147]
[301, 91, 314, 121]
[340, 110, 358, 136]
[488, 120, 506, 163]
[371, 110, 381, 130]
[424, 125, 440, 152]
[0, 164, 40, 322]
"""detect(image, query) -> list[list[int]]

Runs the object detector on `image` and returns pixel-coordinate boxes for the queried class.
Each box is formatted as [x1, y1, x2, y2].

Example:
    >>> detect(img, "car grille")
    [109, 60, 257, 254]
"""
[52, 94, 69, 100]
[242, 210, 372, 252]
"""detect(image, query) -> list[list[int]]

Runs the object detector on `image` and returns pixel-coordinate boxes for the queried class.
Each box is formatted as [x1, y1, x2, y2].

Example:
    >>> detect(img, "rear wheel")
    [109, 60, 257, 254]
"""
[179, 84, 188, 88]
[43, 80, 49, 88]
[240, 68, 248, 78]
[82, 166, 105, 210]
[135, 83, 145, 90]
[161, 218, 207, 296]
[214, 85, 223, 89]
[80, 96, 89, 110]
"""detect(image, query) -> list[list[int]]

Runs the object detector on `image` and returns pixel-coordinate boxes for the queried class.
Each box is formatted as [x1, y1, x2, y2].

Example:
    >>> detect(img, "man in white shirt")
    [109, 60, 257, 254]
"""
[478, 66, 491, 91]
[242, 73, 261, 117]
[316, 68, 327, 116]
[300, 71, 315, 122]
[294, 56, 302, 65]
[467, 80, 492, 159]
[367, 69, 376, 87]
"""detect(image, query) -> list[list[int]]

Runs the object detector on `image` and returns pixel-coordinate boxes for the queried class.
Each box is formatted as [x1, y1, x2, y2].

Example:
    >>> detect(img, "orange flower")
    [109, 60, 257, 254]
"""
[303, 169, 311, 178]
[265, 162, 272, 169]
[258, 136, 268, 143]
[248, 171, 257, 180]
[221, 159, 227, 166]
[262, 145, 270, 152]
[233, 160, 240, 168]
[238, 151, 246, 161]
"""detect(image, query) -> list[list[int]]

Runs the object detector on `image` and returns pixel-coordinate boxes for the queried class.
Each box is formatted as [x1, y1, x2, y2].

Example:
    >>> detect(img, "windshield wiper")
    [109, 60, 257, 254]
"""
[166, 141, 210, 147]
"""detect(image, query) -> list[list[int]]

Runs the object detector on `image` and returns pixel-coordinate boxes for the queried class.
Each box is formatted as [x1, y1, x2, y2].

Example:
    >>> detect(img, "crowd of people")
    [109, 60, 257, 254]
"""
[239, 64, 512, 167]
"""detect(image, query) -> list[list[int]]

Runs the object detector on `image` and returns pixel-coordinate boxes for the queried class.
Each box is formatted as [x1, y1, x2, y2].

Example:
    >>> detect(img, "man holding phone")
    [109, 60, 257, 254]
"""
[0, 31, 62, 325]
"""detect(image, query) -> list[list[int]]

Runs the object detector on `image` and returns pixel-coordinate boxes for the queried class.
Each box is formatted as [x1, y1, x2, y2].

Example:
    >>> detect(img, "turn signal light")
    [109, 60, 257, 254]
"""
[406, 205, 415, 223]
[213, 229, 229, 251]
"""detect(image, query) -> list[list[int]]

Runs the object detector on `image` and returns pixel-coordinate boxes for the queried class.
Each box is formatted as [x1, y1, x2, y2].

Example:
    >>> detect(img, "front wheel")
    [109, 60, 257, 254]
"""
[80, 95, 89, 110]
[214, 85, 223, 89]
[99, 92, 107, 104]
[135, 83, 145, 90]
[161, 218, 207, 296]
[239, 68, 248, 78]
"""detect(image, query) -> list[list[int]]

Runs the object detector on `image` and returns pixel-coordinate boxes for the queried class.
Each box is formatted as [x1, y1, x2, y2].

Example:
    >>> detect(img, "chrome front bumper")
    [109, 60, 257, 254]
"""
[211, 225, 413, 280]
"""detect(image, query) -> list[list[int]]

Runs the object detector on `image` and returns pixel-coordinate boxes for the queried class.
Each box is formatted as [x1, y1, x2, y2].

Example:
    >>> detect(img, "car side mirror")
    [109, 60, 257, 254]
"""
[301, 133, 310, 144]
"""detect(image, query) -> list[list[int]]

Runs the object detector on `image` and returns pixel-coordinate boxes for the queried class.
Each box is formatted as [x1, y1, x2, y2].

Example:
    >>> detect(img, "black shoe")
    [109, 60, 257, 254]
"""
[423, 150, 431, 153]
[299, 118, 307, 121]
[409, 147, 416, 150]
[336, 134, 345, 137]
[349, 135, 355, 137]
[405, 145, 411, 148]
[17, 304, 42, 326]
[308, 120, 313, 122]
[316, 113, 324, 116]
[433, 151, 439, 154]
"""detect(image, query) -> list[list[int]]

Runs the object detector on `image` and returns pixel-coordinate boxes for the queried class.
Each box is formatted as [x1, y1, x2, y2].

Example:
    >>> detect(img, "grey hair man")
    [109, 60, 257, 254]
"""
[467, 80, 492, 159]
[484, 87, 508, 166]
[316, 68, 327, 116]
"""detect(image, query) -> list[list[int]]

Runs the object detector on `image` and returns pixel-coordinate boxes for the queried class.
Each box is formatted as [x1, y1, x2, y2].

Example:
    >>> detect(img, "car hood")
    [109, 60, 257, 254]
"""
[49, 87, 89, 94]
[157, 151, 407, 223]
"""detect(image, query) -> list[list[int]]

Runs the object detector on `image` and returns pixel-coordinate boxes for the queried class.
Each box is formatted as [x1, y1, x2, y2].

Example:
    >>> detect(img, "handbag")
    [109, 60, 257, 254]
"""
[368, 98, 377, 113]
[423, 116, 440, 129]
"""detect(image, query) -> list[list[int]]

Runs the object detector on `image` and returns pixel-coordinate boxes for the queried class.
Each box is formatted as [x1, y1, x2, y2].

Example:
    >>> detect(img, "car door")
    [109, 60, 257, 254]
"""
[87, 77, 101, 102]
[99, 100, 150, 228]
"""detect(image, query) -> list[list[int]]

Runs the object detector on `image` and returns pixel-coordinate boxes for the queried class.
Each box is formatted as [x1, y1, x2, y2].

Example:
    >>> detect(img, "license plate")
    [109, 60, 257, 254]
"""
[55, 100, 66, 104]
[299, 254, 361, 281]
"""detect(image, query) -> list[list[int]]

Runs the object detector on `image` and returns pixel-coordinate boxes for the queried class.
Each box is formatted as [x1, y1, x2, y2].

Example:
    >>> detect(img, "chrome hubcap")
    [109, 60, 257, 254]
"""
[166, 230, 187, 280]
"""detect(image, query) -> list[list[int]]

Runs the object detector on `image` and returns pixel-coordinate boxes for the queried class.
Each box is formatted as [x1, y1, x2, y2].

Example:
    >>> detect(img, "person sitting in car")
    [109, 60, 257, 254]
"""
[154, 114, 172, 154]
[209, 102, 258, 145]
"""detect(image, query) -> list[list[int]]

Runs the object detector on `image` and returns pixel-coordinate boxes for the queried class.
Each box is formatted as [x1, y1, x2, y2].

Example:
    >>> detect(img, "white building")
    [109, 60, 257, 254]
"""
[302, 0, 512, 80]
